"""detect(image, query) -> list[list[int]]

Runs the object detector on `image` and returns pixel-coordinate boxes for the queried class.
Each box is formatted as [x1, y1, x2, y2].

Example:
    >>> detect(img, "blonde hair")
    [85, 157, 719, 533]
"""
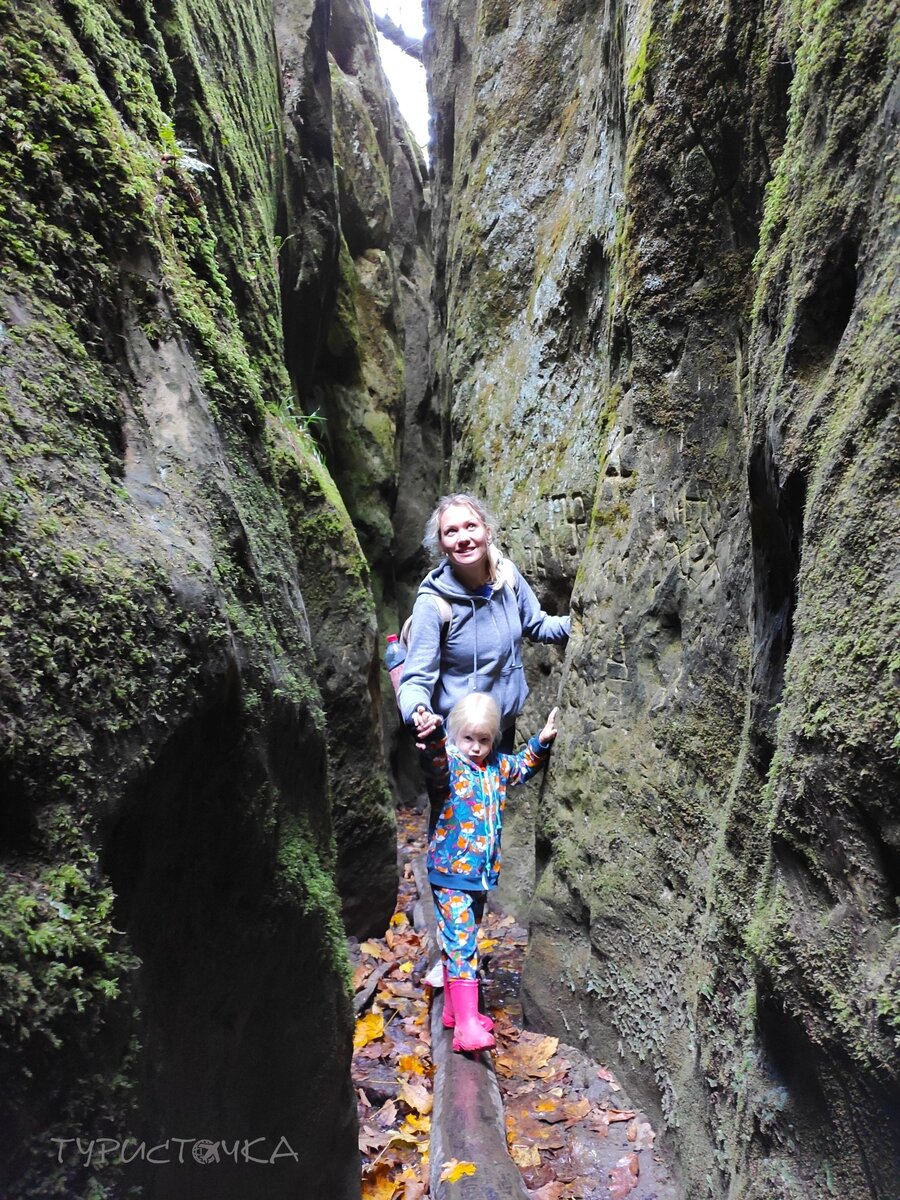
[423, 493, 497, 560]
[447, 692, 501, 747]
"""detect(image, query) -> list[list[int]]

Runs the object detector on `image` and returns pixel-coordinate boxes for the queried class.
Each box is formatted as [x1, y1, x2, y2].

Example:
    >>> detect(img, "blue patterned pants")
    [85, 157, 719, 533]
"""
[431, 885, 487, 981]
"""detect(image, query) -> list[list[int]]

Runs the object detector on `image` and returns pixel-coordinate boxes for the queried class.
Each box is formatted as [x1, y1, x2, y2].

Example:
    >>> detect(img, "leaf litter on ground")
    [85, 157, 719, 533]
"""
[352, 806, 681, 1200]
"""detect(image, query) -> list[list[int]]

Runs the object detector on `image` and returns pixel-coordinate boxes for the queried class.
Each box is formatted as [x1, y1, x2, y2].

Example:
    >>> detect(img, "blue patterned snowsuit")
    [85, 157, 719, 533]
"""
[420, 726, 551, 978]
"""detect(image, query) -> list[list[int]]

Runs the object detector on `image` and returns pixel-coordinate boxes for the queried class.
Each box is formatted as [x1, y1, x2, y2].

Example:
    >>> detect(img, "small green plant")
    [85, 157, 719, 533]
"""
[273, 394, 328, 465]
[158, 117, 214, 174]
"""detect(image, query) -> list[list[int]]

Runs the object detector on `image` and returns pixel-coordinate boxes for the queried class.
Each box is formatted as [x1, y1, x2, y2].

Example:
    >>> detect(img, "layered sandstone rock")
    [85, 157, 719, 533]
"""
[421, 0, 898, 1195]
[0, 0, 427, 1194]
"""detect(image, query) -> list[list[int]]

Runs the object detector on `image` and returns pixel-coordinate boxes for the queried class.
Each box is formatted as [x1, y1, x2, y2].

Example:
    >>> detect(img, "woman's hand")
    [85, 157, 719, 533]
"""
[413, 708, 443, 749]
[412, 704, 434, 731]
[539, 707, 558, 745]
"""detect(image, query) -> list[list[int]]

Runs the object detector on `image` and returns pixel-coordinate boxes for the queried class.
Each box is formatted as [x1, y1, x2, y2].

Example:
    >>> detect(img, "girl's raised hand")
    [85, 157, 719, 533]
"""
[540, 707, 558, 744]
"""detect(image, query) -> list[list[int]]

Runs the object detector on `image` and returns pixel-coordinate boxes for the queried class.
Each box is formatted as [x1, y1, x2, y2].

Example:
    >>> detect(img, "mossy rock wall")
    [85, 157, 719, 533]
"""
[424, 0, 898, 1196]
[0, 0, 425, 1193]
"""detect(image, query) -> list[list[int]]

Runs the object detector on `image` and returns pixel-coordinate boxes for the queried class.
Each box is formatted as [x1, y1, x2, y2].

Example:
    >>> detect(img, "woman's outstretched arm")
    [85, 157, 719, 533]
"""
[396, 594, 446, 722]
[514, 567, 571, 643]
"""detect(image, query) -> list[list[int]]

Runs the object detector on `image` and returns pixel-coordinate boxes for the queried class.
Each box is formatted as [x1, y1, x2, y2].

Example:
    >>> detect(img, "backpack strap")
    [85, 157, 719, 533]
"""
[496, 557, 518, 593]
[401, 595, 453, 649]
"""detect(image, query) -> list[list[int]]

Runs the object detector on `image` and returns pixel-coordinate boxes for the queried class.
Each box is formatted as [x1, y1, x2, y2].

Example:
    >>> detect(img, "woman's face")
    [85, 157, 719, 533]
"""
[439, 504, 490, 578]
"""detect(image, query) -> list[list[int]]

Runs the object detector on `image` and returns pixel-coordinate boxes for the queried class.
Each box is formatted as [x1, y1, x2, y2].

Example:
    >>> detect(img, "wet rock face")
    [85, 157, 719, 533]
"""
[278, 0, 426, 936]
[0, 0, 423, 1193]
[425, 0, 898, 1195]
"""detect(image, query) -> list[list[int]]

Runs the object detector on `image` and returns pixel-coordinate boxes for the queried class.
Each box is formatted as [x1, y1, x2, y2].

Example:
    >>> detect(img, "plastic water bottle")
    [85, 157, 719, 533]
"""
[384, 634, 406, 699]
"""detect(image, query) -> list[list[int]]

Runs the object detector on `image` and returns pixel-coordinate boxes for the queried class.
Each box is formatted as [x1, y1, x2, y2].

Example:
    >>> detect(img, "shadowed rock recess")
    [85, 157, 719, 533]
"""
[423, 0, 897, 1197]
[0, 0, 429, 1196]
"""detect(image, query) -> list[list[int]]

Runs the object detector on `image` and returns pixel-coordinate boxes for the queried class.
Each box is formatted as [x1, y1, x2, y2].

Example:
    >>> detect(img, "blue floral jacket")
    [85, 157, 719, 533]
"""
[420, 728, 551, 891]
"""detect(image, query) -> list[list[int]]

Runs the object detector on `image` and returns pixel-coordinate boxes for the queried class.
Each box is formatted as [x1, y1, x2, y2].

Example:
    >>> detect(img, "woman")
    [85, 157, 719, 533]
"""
[397, 494, 570, 751]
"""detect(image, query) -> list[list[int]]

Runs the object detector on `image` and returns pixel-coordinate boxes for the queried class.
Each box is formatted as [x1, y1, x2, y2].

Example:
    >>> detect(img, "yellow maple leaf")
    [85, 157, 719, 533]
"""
[361, 1163, 398, 1200]
[440, 1159, 477, 1183]
[360, 940, 386, 958]
[478, 937, 499, 952]
[399, 960, 414, 974]
[354, 1010, 385, 1050]
[390, 912, 409, 927]
[398, 1054, 425, 1075]
[404, 1113, 431, 1133]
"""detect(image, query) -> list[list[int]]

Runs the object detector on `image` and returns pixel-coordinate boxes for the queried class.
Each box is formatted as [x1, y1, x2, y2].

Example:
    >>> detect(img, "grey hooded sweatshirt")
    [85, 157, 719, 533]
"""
[397, 557, 570, 731]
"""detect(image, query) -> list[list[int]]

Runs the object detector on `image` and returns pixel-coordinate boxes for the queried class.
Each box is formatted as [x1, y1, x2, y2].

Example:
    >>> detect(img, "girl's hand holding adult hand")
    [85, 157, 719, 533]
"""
[412, 704, 437, 732]
[540, 707, 558, 745]
[413, 707, 442, 748]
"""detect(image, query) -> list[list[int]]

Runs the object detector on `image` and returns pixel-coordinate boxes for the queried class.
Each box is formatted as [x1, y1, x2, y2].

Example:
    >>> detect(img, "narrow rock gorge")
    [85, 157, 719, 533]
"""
[0, 0, 896, 1198]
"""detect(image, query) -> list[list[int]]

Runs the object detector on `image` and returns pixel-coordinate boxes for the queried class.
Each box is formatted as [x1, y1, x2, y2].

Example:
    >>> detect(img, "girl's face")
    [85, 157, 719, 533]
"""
[439, 504, 490, 580]
[457, 724, 494, 766]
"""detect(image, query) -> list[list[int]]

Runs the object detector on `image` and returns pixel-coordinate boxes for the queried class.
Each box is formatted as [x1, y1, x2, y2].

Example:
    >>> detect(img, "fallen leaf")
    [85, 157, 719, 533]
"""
[606, 1108, 637, 1123]
[596, 1066, 620, 1088]
[360, 940, 388, 959]
[527, 1184, 568, 1200]
[374, 1099, 398, 1129]
[478, 937, 499, 952]
[403, 1113, 431, 1133]
[356, 1040, 391, 1060]
[495, 1032, 560, 1078]
[389, 1128, 426, 1148]
[358, 1125, 389, 1153]
[403, 1183, 426, 1200]
[608, 1152, 640, 1200]
[354, 1011, 385, 1050]
[390, 912, 410, 927]
[398, 1054, 425, 1075]
[630, 1119, 656, 1151]
[440, 1159, 477, 1183]
[534, 1096, 590, 1125]
[399, 961, 414, 974]
[354, 961, 375, 989]
[398, 1079, 433, 1115]
[510, 1143, 542, 1168]
[361, 1163, 398, 1200]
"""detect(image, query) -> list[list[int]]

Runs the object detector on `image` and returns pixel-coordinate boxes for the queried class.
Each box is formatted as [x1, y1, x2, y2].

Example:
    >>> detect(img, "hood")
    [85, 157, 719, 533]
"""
[417, 546, 512, 602]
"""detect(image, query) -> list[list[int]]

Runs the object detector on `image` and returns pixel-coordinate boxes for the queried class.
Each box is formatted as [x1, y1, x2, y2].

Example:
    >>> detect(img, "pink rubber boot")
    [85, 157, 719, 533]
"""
[448, 979, 495, 1052]
[442, 965, 493, 1031]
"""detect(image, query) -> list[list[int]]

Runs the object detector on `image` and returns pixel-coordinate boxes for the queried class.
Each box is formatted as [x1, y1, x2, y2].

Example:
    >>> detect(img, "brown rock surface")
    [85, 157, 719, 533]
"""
[421, 0, 899, 1196]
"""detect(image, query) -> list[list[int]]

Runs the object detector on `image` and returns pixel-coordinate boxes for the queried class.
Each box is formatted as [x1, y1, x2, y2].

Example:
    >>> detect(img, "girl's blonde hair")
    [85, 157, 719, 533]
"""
[447, 692, 501, 746]
[423, 493, 497, 560]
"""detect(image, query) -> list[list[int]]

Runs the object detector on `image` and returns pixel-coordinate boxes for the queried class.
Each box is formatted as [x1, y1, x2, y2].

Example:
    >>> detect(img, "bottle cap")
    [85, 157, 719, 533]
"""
[386, 634, 398, 643]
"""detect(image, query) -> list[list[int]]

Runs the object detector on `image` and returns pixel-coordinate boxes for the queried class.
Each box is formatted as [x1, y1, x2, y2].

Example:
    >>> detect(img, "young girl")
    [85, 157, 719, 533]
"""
[417, 692, 558, 1052]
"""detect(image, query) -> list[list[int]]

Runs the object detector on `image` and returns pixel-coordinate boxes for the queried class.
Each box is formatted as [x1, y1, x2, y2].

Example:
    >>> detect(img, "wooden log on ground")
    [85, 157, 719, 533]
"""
[429, 1002, 530, 1199]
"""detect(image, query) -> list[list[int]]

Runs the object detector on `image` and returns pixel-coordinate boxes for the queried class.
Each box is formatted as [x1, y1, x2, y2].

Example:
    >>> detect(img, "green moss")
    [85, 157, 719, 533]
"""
[627, 23, 660, 106]
[275, 814, 352, 995]
[478, 0, 512, 37]
[1, 1, 358, 1186]
[0, 806, 140, 1194]
[325, 234, 363, 368]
